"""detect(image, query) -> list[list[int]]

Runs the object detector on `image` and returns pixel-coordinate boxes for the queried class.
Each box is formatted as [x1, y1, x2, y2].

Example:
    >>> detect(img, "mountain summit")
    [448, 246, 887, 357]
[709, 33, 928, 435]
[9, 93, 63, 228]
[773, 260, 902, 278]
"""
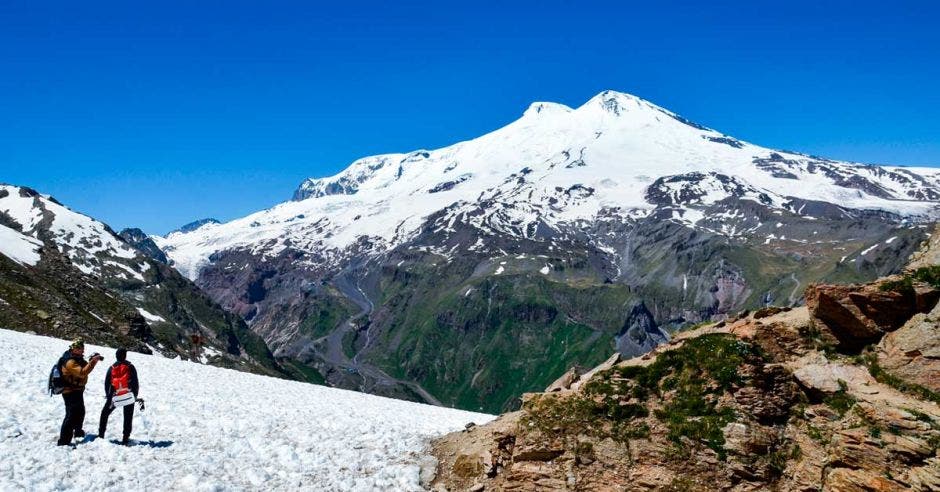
[163, 91, 939, 280]
[154, 91, 939, 411]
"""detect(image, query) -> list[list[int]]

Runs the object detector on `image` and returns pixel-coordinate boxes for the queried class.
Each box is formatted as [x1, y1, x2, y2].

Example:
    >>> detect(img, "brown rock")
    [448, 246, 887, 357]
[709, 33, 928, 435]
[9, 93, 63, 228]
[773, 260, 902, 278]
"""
[722, 422, 777, 456]
[825, 467, 906, 492]
[805, 281, 940, 350]
[734, 363, 801, 423]
[906, 225, 940, 272]
[828, 428, 888, 472]
[753, 306, 784, 319]
[512, 447, 564, 462]
[626, 465, 676, 490]
[544, 367, 580, 392]
[883, 433, 934, 464]
[877, 303, 940, 393]
[505, 461, 566, 490]
[570, 352, 620, 391]
[453, 453, 485, 478]
[785, 432, 827, 492]
[790, 354, 873, 396]
[905, 456, 940, 491]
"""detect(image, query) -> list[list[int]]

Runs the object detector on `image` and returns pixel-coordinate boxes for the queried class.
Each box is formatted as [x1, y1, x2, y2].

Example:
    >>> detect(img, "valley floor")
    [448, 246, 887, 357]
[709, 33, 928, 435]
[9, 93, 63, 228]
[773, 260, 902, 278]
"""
[0, 329, 492, 491]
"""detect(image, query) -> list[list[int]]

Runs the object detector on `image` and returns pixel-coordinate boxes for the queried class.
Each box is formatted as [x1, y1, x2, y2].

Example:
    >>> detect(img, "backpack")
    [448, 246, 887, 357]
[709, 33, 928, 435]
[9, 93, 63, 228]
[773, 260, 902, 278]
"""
[48, 355, 68, 395]
[110, 363, 135, 407]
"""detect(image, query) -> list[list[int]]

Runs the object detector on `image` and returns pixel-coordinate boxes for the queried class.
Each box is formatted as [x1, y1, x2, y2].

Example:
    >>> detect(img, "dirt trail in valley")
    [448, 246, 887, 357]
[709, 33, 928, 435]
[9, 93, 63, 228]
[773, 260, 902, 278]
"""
[315, 263, 442, 406]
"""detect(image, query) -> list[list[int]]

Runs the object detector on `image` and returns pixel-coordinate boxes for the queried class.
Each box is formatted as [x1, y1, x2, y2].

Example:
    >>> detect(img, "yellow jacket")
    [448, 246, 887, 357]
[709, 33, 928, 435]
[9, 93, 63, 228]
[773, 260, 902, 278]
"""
[62, 357, 99, 394]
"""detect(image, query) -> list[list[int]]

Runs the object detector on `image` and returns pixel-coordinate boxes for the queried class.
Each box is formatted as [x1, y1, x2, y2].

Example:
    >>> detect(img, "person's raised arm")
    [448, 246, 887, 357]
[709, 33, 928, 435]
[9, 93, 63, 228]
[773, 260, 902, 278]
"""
[81, 354, 103, 375]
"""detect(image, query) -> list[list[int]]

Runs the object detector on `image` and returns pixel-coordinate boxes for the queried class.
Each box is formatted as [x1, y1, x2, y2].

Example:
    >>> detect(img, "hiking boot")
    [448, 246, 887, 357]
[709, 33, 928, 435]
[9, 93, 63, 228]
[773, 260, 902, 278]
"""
[120, 437, 129, 446]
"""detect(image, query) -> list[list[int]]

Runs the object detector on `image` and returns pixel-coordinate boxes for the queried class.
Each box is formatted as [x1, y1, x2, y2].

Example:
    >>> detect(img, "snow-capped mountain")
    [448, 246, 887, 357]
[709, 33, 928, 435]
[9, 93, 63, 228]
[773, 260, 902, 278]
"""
[0, 185, 143, 279]
[0, 328, 491, 490]
[0, 184, 282, 376]
[158, 90, 940, 280]
[154, 90, 937, 412]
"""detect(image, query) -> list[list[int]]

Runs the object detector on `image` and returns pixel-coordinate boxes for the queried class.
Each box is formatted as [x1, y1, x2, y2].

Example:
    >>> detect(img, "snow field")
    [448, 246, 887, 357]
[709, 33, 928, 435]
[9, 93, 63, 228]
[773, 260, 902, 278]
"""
[0, 329, 492, 491]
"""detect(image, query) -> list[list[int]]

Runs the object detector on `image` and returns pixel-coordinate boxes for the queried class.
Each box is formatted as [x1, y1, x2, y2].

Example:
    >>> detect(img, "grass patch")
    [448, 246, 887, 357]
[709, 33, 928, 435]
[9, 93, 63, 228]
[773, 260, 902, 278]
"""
[798, 322, 836, 355]
[879, 276, 914, 296]
[858, 352, 940, 405]
[823, 380, 857, 416]
[912, 265, 940, 288]
[523, 334, 763, 460]
[879, 265, 940, 295]
[587, 334, 762, 459]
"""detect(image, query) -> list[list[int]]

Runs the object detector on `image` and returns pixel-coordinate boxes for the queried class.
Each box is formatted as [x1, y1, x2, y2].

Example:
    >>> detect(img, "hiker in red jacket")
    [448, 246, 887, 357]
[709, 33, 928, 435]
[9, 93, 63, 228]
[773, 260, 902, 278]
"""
[98, 348, 140, 445]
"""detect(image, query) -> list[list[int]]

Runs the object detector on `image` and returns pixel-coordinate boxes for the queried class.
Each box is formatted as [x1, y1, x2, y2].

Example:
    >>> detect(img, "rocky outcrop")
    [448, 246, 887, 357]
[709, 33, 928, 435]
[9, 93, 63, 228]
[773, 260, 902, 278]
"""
[907, 224, 940, 272]
[805, 279, 940, 350]
[878, 302, 940, 393]
[431, 304, 940, 491]
[119, 227, 168, 264]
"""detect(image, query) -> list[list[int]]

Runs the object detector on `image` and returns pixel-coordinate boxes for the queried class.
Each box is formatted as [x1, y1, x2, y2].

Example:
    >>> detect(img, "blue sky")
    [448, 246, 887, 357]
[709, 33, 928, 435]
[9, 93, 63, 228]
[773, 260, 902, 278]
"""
[1, 1, 938, 234]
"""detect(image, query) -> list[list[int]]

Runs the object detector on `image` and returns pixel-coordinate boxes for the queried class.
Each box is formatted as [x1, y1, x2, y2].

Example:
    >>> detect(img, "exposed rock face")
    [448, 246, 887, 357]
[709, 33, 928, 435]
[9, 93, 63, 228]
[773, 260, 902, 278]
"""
[431, 300, 940, 491]
[878, 302, 940, 393]
[907, 225, 940, 271]
[119, 227, 168, 264]
[805, 280, 940, 350]
[615, 303, 669, 358]
[171, 218, 220, 234]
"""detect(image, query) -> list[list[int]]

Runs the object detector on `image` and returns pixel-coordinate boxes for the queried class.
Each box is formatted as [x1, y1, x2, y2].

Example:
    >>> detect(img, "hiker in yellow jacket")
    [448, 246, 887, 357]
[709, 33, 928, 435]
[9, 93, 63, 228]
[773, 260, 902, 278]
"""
[56, 338, 103, 446]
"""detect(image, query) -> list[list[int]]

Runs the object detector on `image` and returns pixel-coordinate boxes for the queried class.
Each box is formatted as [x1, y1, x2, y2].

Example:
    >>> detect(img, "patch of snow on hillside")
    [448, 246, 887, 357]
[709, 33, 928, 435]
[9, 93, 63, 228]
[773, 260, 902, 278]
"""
[0, 329, 492, 491]
[136, 308, 166, 323]
[0, 224, 42, 266]
[860, 243, 879, 256]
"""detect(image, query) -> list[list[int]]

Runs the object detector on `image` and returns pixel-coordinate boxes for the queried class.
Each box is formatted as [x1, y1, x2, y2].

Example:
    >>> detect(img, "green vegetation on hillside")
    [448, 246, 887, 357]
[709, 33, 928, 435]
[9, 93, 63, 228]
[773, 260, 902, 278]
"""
[371, 254, 633, 413]
[523, 334, 764, 459]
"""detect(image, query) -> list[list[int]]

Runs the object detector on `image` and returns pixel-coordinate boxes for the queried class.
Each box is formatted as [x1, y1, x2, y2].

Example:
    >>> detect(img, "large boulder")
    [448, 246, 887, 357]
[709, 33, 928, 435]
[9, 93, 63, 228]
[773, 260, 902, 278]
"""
[790, 353, 874, 396]
[877, 303, 940, 393]
[805, 281, 940, 351]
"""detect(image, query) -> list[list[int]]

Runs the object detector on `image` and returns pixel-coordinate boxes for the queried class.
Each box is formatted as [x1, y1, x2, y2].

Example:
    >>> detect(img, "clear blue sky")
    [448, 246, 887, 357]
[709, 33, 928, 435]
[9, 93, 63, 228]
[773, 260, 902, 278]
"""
[1, 1, 938, 234]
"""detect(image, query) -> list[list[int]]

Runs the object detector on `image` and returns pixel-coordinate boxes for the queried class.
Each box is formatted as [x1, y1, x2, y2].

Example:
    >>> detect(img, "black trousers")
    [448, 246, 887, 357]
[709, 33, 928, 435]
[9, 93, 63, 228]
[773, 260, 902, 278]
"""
[99, 398, 134, 441]
[57, 391, 85, 445]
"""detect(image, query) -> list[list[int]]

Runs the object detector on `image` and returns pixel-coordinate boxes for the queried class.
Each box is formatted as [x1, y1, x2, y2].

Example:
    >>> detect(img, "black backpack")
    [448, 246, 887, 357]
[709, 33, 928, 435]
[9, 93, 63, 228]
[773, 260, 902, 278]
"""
[47, 353, 69, 396]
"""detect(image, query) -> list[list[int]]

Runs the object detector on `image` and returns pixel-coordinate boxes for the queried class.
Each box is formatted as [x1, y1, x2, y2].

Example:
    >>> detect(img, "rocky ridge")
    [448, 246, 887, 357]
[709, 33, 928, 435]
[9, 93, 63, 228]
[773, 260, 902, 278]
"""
[430, 238, 940, 490]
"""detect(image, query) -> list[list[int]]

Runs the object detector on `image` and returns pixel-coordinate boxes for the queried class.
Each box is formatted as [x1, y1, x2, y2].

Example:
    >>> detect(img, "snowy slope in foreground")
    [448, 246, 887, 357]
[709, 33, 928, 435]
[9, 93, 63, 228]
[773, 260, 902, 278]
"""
[0, 329, 492, 491]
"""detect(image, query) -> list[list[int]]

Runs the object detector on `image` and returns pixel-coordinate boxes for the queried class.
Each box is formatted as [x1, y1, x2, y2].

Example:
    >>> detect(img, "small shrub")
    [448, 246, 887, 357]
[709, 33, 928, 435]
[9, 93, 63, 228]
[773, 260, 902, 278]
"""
[807, 424, 826, 443]
[879, 276, 914, 296]
[766, 448, 790, 477]
[790, 444, 803, 460]
[823, 387, 857, 417]
[912, 265, 940, 288]
[859, 352, 940, 405]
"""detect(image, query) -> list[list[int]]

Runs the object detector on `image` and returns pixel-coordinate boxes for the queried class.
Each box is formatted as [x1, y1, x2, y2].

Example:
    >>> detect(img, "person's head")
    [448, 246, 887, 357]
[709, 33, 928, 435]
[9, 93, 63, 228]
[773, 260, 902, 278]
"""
[116, 348, 127, 362]
[69, 338, 84, 355]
